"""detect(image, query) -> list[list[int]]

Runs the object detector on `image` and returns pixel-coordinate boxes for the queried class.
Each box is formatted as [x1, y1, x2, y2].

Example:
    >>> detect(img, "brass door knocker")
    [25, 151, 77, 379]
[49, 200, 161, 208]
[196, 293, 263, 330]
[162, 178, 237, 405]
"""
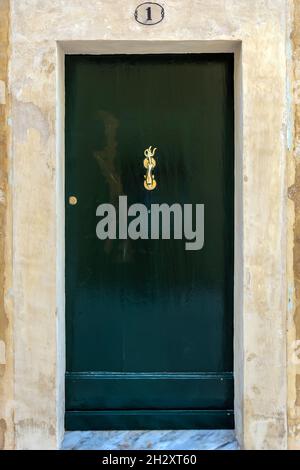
[143, 146, 157, 191]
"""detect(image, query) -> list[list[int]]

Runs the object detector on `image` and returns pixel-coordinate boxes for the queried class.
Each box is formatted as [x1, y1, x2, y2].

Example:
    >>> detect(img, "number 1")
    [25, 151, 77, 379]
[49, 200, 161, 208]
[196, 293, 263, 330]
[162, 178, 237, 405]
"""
[146, 6, 152, 21]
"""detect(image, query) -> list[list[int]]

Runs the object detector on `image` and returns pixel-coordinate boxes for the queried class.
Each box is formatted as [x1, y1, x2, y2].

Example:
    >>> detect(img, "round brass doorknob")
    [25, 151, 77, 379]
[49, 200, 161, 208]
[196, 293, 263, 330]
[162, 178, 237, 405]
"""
[69, 196, 77, 205]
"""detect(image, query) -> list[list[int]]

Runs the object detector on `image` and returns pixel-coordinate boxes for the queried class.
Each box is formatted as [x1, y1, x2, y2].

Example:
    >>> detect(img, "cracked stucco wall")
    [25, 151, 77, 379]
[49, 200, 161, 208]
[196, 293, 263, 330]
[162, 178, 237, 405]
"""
[0, 0, 13, 451]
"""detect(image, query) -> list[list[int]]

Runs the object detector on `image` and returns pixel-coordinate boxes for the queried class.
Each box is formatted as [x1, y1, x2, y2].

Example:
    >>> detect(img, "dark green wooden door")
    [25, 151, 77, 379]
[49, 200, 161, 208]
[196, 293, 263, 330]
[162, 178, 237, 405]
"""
[65, 54, 234, 430]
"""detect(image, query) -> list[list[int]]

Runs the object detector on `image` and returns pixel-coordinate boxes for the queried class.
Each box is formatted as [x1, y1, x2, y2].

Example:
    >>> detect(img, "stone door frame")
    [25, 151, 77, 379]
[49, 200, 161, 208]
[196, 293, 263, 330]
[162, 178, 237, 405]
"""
[8, 1, 288, 449]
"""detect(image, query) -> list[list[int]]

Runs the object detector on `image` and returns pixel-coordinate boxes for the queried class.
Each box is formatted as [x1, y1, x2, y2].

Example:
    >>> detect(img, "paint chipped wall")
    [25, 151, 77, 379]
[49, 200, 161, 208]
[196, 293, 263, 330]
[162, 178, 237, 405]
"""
[1, 0, 300, 449]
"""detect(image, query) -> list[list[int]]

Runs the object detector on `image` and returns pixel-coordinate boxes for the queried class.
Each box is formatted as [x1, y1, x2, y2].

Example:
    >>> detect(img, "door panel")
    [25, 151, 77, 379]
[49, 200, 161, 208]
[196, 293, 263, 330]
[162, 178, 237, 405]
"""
[65, 54, 234, 430]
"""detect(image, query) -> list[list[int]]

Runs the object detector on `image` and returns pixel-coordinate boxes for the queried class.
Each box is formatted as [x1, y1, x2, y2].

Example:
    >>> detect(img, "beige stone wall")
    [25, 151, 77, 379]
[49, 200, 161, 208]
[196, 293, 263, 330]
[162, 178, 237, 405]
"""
[1, 0, 300, 449]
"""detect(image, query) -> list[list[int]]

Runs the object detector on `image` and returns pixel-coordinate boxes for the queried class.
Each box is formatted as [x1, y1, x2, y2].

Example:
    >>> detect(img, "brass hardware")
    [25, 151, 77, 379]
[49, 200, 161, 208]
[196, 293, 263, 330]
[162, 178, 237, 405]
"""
[69, 196, 78, 205]
[143, 146, 157, 191]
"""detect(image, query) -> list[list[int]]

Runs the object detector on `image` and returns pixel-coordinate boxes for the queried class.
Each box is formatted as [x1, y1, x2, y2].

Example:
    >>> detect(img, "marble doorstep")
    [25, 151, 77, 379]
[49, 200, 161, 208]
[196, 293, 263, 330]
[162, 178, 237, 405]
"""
[61, 430, 239, 450]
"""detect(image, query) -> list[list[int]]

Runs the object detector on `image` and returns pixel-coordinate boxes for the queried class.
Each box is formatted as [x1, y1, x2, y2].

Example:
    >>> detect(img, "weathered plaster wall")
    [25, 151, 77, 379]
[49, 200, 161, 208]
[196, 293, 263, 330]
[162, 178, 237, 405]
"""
[0, 0, 13, 451]
[0, 0, 296, 449]
[288, 0, 300, 450]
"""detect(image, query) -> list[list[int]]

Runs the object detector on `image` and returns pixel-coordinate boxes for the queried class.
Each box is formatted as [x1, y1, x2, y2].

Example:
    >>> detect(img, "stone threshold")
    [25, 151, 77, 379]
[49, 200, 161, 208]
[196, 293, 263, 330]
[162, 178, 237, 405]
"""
[61, 430, 239, 450]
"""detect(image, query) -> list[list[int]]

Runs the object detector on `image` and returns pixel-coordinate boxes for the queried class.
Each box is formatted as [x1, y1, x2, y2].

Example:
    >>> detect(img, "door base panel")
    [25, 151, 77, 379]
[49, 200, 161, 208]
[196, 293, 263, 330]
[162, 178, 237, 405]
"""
[65, 410, 234, 430]
[66, 371, 234, 410]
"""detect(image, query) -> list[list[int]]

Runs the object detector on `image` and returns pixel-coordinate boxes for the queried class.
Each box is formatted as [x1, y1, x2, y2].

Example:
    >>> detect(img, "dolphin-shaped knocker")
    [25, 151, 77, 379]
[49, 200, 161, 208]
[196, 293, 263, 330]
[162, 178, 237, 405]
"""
[143, 146, 157, 191]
